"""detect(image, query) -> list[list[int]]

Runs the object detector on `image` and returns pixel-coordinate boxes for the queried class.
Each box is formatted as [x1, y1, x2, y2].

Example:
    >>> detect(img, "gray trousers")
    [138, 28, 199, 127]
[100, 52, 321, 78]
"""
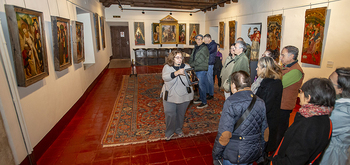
[163, 100, 190, 137]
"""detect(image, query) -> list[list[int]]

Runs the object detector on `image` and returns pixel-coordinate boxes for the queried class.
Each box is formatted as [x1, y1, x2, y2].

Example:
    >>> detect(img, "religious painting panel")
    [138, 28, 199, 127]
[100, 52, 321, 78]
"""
[178, 23, 186, 44]
[229, 20, 236, 47]
[152, 23, 160, 44]
[160, 23, 178, 44]
[51, 16, 71, 71]
[189, 24, 199, 45]
[241, 23, 262, 61]
[134, 22, 145, 45]
[219, 21, 225, 48]
[72, 21, 84, 63]
[266, 14, 283, 56]
[5, 5, 49, 87]
[301, 7, 327, 66]
[100, 16, 106, 49]
[93, 13, 100, 50]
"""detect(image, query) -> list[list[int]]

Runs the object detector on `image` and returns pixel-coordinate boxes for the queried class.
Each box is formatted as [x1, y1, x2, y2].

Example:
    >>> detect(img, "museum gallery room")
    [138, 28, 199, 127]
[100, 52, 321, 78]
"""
[0, 0, 349, 164]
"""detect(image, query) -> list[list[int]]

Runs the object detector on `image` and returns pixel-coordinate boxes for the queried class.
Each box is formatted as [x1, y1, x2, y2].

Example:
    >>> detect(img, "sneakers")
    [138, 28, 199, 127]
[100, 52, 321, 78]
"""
[177, 132, 184, 138]
[165, 133, 174, 141]
[193, 99, 202, 104]
[197, 103, 208, 109]
[206, 95, 214, 100]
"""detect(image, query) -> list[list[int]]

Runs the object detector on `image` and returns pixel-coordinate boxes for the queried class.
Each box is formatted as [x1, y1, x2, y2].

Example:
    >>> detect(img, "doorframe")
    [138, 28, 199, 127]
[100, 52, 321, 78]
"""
[107, 22, 130, 60]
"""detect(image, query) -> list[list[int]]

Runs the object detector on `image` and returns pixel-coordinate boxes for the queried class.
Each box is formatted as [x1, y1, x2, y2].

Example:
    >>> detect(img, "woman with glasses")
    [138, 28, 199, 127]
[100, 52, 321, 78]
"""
[320, 67, 350, 165]
[269, 78, 335, 164]
[160, 50, 194, 140]
[251, 57, 283, 156]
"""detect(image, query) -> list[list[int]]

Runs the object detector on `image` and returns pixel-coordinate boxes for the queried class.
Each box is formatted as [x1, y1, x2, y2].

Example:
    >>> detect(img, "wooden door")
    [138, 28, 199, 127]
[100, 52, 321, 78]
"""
[110, 26, 130, 59]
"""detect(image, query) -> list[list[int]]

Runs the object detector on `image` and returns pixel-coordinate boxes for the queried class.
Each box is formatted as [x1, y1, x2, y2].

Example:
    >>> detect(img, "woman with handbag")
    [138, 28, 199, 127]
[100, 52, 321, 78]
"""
[269, 78, 335, 164]
[212, 71, 268, 165]
[160, 50, 194, 140]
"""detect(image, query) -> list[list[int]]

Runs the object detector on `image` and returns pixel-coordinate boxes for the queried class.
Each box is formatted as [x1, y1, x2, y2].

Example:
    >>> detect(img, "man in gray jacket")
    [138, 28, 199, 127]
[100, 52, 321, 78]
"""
[189, 34, 209, 108]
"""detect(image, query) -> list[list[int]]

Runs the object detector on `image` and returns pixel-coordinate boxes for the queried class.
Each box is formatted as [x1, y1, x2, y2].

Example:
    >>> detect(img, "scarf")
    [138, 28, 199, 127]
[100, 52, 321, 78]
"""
[299, 103, 333, 118]
[251, 77, 263, 94]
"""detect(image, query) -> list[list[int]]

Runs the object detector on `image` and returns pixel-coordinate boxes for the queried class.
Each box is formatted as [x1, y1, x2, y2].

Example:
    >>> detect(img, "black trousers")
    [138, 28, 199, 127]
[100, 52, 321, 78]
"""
[213, 69, 222, 88]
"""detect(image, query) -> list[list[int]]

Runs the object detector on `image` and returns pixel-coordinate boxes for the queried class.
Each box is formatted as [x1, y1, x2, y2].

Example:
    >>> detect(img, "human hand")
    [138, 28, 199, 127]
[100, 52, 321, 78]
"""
[176, 69, 185, 76]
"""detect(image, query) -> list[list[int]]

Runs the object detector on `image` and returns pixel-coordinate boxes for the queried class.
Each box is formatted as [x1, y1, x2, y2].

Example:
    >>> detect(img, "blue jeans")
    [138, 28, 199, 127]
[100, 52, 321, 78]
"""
[223, 159, 252, 165]
[195, 71, 207, 104]
[206, 65, 214, 96]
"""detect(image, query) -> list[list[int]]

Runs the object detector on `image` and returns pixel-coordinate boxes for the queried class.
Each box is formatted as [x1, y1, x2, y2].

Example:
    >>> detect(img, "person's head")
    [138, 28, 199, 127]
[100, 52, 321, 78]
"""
[230, 71, 251, 94]
[236, 37, 244, 42]
[195, 34, 203, 45]
[217, 43, 221, 52]
[256, 57, 282, 79]
[329, 67, 350, 97]
[262, 49, 279, 62]
[280, 46, 298, 65]
[234, 41, 246, 55]
[229, 44, 235, 56]
[299, 78, 336, 107]
[203, 34, 212, 44]
[165, 50, 183, 66]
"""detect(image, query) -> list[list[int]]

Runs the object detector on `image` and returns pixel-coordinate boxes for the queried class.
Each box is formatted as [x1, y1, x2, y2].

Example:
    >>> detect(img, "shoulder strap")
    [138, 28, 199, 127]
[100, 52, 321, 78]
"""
[233, 94, 257, 132]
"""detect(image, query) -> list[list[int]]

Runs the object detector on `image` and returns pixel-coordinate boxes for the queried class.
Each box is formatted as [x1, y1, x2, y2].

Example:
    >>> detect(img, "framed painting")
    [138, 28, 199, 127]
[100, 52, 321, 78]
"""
[51, 16, 71, 71]
[160, 23, 178, 44]
[241, 23, 262, 61]
[189, 24, 199, 45]
[93, 13, 100, 50]
[229, 20, 236, 47]
[178, 23, 186, 44]
[100, 16, 105, 49]
[219, 22, 225, 48]
[152, 23, 160, 44]
[134, 22, 145, 45]
[5, 5, 49, 87]
[301, 7, 327, 66]
[72, 21, 84, 64]
[266, 14, 283, 56]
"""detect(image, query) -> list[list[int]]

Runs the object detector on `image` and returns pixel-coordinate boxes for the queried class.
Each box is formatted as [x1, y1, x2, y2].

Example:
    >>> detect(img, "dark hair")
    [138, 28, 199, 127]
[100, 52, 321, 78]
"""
[236, 37, 244, 41]
[283, 45, 299, 60]
[165, 50, 183, 66]
[229, 43, 235, 56]
[236, 41, 247, 52]
[265, 49, 280, 61]
[204, 34, 211, 39]
[335, 67, 350, 98]
[300, 78, 336, 107]
[230, 71, 251, 90]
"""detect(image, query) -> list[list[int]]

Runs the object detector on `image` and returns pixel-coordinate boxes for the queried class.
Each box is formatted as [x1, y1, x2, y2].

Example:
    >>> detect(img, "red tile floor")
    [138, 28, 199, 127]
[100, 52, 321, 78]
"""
[37, 65, 219, 165]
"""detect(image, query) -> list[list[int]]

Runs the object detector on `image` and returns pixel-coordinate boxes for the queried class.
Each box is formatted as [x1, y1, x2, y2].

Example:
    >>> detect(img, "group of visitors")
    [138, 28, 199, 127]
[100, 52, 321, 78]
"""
[160, 33, 350, 165]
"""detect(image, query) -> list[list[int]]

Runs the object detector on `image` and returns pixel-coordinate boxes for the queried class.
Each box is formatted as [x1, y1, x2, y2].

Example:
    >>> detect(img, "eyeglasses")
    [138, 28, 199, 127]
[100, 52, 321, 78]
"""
[174, 56, 183, 59]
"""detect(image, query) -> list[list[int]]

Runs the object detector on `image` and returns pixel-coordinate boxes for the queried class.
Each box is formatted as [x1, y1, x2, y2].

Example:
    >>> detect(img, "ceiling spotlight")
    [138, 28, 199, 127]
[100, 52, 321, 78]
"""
[142, 10, 145, 14]
[170, 12, 172, 15]
[190, 13, 192, 16]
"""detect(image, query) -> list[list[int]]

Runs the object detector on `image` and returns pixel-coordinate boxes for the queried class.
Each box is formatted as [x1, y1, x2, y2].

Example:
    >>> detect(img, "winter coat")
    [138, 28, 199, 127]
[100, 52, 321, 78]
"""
[212, 90, 268, 164]
[189, 44, 209, 71]
[255, 78, 283, 152]
[207, 40, 217, 65]
[270, 112, 332, 165]
[320, 98, 350, 165]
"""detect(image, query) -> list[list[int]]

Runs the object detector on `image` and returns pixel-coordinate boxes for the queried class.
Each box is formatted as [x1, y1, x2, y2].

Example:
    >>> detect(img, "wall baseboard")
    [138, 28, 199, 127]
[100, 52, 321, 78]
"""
[20, 64, 109, 165]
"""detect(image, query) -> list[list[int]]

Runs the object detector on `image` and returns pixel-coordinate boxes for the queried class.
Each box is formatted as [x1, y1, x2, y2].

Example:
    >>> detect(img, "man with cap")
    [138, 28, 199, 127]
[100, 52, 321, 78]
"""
[189, 34, 210, 108]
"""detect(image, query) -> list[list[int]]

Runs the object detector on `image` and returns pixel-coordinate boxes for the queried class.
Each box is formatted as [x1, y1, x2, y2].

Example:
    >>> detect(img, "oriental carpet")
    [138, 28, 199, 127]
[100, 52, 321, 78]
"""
[102, 73, 225, 147]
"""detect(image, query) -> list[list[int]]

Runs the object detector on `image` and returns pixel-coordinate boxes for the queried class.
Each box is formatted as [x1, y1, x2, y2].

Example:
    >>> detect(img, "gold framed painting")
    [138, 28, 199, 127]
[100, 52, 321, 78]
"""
[51, 16, 72, 71]
[229, 21, 236, 47]
[160, 22, 179, 44]
[5, 5, 49, 87]
[266, 14, 283, 55]
[152, 23, 160, 44]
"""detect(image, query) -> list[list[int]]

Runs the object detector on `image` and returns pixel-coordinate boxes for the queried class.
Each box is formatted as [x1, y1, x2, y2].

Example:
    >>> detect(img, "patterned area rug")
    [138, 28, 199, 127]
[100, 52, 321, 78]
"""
[102, 73, 225, 147]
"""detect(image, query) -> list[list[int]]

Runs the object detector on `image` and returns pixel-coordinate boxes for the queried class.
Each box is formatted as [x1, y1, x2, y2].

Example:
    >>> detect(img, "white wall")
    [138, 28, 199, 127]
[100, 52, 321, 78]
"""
[0, 0, 111, 163]
[205, 0, 350, 82]
[104, 5, 206, 60]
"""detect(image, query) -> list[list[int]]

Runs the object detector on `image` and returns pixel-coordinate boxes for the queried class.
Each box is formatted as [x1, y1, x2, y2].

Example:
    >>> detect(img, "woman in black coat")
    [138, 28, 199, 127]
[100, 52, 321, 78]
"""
[252, 57, 283, 154]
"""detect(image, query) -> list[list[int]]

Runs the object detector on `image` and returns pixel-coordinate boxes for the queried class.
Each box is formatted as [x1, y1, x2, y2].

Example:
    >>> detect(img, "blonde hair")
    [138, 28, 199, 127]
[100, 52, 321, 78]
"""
[258, 57, 282, 79]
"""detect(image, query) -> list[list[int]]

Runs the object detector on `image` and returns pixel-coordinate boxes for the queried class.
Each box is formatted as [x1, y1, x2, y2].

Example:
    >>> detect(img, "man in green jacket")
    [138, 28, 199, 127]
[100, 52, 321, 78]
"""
[189, 34, 209, 108]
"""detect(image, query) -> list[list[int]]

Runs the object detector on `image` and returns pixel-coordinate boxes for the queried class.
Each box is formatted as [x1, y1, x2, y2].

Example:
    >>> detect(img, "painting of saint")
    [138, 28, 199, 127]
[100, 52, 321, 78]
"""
[134, 22, 145, 45]
[75, 21, 84, 63]
[100, 17, 105, 49]
[161, 25, 177, 43]
[57, 21, 70, 66]
[51, 16, 71, 71]
[94, 13, 100, 50]
[219, 22, 225, 48]
[266, 14, 283, 56]
[179, 23, 186, 44]
[248, 26, 261, 61]
[301, 7, 327, 66]
[152, 23, 160, 44]
[229, 21, 236, 47]
[189, 24, 199, 45]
